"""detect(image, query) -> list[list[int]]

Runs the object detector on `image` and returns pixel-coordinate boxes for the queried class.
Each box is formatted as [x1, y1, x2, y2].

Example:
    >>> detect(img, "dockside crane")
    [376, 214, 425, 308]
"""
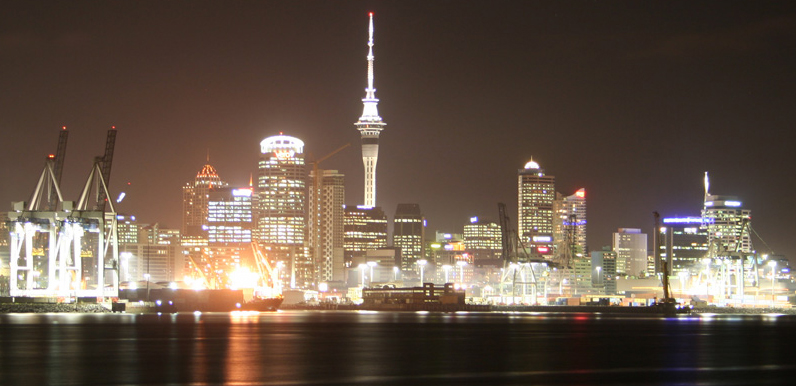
[9, 126, 121, 299]
[497, 203, 547, 304]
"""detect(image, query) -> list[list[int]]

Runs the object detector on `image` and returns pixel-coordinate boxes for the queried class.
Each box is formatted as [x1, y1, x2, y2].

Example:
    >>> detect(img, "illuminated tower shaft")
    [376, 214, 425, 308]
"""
[355, 12, 386, 208]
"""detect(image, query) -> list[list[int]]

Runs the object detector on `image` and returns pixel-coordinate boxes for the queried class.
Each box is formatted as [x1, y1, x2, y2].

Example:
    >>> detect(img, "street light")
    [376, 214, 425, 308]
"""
[456, 260, 467, 285]
[418, 260, 427, 284]
[679, 271, 688, 296]
[358, 264, 367, 287]
[275, 261, 285, 291]
[595, 266, 602, 286]
[368, 261, 377, 285]
[769, 260, 777, 296]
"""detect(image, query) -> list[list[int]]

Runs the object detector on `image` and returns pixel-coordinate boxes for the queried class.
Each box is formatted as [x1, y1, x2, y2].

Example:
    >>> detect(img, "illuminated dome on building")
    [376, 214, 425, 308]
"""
[260, 134, 304, 154]
[524, 159, 540, 170]
[196, 164, 222, 186]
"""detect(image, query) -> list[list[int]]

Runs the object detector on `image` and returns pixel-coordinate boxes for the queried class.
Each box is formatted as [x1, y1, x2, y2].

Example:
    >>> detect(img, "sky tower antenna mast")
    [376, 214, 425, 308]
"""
[355, 12, 386, 208]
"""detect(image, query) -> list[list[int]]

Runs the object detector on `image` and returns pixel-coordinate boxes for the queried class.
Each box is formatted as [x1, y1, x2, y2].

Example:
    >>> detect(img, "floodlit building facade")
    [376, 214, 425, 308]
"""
[518, 159, 555, 258]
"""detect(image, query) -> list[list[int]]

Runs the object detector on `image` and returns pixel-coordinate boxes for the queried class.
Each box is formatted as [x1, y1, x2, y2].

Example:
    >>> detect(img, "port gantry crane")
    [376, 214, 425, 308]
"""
[8, 126, 121, 300]
[497, 203, 552, 305]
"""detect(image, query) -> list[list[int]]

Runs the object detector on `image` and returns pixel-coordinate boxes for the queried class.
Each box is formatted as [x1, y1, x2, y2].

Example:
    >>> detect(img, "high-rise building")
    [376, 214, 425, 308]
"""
[355, 13, 386, 208]
[553, 188, 587, 259]
[207, 187, 253, 245]
[518, 159, 555, 258]
[612, 228, 648, 277]
[182, 163, 228, 247]
[308, 169, 346, 283]
[343, 206, 387, 268]
[463, 217, 502, 267]
[256, 134, 310, 288]
[659, 217, 709, 274]
[393, 204, 425, 272]
[702, 195, 752, 255]
[591, 248, 617, 295]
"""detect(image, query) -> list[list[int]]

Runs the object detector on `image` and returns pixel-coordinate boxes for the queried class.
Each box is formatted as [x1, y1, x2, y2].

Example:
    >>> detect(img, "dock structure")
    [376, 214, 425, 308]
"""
[6, 127, 120, 300]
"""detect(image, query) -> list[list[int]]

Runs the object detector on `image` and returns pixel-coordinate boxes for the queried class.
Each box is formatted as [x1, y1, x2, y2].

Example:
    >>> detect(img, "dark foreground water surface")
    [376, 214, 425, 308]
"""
[1, 310, 795, 385]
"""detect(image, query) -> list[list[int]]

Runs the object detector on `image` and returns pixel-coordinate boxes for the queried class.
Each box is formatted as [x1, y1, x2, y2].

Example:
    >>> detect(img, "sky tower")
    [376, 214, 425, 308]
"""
[355, 12, 386, 208]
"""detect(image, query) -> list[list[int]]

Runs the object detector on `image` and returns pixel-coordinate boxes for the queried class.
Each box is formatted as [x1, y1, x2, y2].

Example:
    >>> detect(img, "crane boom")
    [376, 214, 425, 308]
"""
[48, 127, 69, 210]
[251, 242, 276, 289]
[498, 203, 514, 265]
[96, 127, 117, 211]
[187, 254, 212, 289]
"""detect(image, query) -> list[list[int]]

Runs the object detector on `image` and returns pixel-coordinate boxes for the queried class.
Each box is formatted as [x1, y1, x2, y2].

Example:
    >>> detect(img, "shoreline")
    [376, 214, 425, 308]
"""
[2, 302, 795, 316]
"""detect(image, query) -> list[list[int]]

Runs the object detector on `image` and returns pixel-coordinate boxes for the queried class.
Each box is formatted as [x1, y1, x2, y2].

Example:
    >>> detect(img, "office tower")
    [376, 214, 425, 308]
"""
[256, 134, 310, 288]
[393, 204, 425, 271]
[207, 187, 253, 245]
[612, 228, 648, 277]
[463, 217, 502, 267]
[702, 196, 752, 254]
[343, 206, 387, 268]
[659, 217, 709, 274]
[308, 169, 346, 283]
[518, 159, 555, 257]
[182, 163, 228, 247]
[591, 248, 617, 295]
[553, 188, 587, 259]
[355, 13, 387, 208]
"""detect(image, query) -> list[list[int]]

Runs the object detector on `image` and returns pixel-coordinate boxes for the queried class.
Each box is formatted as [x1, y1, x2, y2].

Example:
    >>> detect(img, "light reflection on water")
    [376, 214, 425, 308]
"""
[1, 311, 795, 385]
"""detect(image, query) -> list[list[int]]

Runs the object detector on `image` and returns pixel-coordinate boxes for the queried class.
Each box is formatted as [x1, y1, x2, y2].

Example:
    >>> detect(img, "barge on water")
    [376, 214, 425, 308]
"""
[117, 288, 282, 313]
[360, 283, 489, 311]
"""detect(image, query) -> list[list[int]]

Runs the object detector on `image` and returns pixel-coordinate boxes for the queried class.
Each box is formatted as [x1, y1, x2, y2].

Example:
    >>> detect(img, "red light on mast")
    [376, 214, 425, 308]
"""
[61, 126, 67, 130]
[48, 154, 55, 159]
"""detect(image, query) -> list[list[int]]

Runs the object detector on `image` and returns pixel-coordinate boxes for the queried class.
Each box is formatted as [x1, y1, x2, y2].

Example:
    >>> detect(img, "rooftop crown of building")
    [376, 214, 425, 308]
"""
[260, 134, 304, 154]
[524, 159, 540, 170]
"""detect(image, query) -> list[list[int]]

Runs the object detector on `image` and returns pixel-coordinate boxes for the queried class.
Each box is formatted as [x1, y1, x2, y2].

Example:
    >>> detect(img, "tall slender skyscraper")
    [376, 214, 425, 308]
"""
[182, 163, 228, 247]
[308, 169, 346, 283]
[355, 12, 386, 208]
[256, 134, 309, 288]
[518, 159, 555, 258]
[393, 204, 425, 271]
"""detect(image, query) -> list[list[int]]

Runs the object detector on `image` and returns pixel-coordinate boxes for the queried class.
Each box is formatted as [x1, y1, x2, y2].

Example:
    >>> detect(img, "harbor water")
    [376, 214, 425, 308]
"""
[1, 310, 795, 385]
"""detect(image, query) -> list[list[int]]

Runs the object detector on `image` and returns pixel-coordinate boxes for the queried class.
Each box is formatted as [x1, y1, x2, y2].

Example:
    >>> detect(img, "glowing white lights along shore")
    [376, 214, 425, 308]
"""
[355, 12, 386, 208]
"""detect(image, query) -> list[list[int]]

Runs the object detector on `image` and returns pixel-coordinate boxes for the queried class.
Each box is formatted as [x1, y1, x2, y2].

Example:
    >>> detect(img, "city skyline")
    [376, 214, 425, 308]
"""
[2, 2, 795, 260]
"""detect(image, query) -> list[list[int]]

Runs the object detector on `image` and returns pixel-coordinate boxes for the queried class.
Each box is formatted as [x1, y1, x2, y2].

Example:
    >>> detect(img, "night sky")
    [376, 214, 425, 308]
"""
[2, 1, 795, 260]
